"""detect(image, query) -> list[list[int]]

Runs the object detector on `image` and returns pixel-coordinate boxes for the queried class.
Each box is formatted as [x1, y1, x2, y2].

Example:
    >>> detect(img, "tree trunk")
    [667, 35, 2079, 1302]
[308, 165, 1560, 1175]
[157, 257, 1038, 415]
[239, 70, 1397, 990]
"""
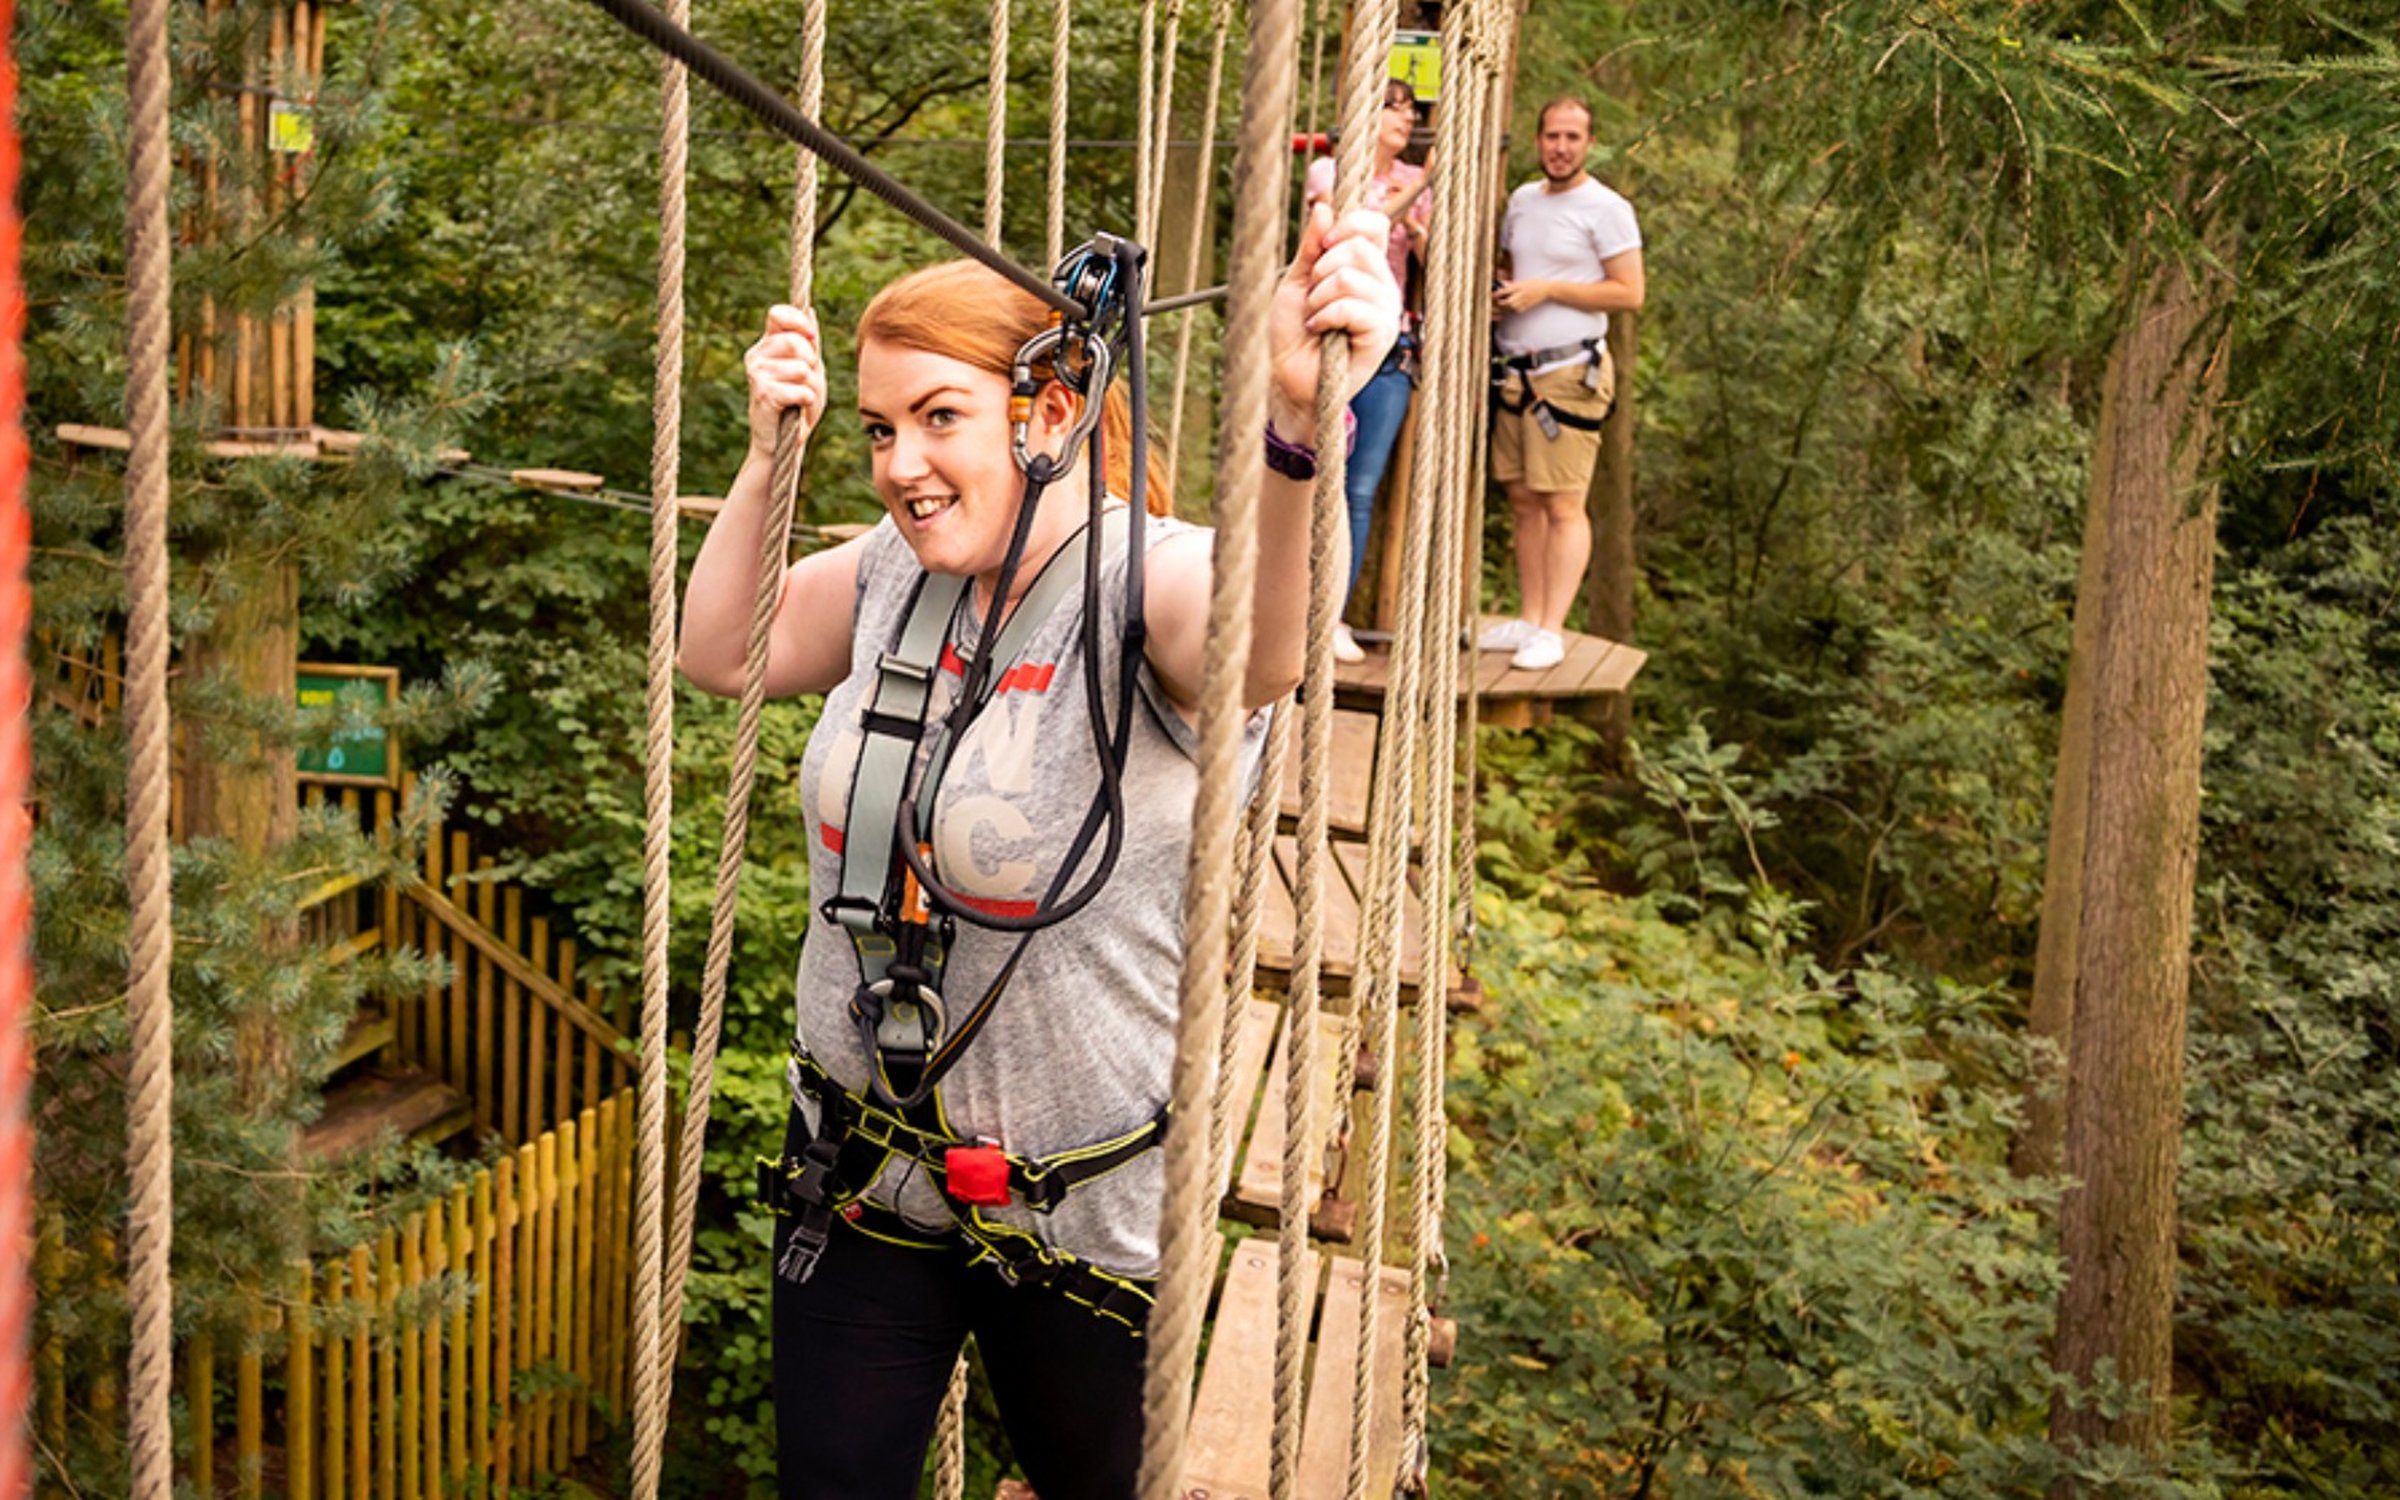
[1582, 308, 1638, 757]
[180, 558, 300, 1118]
[2047, 228, 2230, 1479]
[2013, 345, 2110, 1182]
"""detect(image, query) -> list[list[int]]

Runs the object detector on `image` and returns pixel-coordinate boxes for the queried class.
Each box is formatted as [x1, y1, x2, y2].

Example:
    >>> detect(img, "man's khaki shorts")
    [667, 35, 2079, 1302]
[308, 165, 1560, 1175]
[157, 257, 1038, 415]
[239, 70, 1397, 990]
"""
[1489, 350, 1616, 493]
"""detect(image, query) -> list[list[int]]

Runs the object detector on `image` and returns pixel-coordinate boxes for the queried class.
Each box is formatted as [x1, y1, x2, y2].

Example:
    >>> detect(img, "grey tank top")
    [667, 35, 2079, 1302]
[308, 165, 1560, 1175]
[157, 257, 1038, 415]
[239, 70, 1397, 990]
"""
[793, 512, 1266, 1276]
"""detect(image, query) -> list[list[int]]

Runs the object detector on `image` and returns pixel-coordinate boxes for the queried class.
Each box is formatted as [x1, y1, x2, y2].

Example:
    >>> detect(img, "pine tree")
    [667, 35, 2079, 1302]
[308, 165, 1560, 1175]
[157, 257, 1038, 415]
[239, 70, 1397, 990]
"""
[25, 1, 490, 1483]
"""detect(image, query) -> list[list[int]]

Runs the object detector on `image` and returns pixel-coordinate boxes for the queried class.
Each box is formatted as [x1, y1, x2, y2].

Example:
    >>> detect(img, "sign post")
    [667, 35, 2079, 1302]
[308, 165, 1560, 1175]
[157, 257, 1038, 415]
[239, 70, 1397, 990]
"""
[295, 664, 400, 787]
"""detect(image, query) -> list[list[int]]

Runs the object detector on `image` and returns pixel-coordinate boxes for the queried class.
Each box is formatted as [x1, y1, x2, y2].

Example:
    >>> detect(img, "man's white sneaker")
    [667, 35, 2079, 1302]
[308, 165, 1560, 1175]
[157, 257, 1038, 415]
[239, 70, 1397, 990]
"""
[1477, 617, 1536, 652]
[1510, 628, 1566, 672]
[1332, 622, 1366, 664]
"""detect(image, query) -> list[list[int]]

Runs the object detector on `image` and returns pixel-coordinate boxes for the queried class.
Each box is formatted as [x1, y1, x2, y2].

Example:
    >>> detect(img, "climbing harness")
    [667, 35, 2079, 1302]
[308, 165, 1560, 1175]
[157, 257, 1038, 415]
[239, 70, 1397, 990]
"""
[1490, 337, 1613, 437]
[769, 232, 1177, 1311]
[760, 1045, 1164, 1329]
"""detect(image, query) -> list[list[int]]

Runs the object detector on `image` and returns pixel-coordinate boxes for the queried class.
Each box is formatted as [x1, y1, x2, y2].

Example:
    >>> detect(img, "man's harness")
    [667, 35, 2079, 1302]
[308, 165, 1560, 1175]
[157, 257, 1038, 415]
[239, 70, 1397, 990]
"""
[763, 237, 1165, 1325]
[1491, 335, 1612, 439]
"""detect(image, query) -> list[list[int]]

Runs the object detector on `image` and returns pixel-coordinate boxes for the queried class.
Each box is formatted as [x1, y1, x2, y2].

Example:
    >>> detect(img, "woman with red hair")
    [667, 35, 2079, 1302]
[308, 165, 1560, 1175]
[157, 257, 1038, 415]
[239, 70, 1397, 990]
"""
[679, 205, 1398, 1500]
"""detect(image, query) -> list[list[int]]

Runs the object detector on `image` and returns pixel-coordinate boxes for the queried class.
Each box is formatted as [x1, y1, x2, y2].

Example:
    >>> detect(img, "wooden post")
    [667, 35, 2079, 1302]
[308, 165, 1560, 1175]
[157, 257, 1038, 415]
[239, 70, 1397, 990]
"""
[471, 1170, 494, 1487]
[347, 1245, 370, 1500]
[289, 1267, 315, 1500]
[235, 1309, 262, 1500]
[376, 1233, 399, 1500]
[322, 1263, 345, 1500]
[401, 1215, 423, 1500]
[447, 1186, 472, 1494]
[187, 1334, 216, 1495]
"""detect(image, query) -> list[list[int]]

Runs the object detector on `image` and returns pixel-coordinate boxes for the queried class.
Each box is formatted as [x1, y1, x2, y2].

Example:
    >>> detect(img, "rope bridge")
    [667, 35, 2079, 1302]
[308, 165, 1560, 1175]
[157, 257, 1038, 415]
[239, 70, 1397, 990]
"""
[90, 0, 1525, 1493]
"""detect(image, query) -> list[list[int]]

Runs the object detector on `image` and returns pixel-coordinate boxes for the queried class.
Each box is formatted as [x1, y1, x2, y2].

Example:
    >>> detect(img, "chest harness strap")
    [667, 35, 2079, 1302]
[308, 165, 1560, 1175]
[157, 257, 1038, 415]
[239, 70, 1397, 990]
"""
[1491, 336, 1612, 436]
[776, 515, 1162, 1311]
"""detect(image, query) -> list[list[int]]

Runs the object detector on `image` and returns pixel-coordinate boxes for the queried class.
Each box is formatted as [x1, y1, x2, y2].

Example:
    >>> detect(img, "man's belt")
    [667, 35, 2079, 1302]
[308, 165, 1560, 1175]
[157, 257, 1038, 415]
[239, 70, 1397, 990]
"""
[1493, 337, 1602, 374]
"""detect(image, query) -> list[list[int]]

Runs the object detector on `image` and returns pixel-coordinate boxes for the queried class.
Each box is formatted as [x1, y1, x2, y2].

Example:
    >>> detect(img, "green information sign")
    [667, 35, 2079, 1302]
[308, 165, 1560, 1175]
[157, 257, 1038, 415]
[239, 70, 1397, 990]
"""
[297, 665, 399, 786]
[1389, 30, 1441, 103]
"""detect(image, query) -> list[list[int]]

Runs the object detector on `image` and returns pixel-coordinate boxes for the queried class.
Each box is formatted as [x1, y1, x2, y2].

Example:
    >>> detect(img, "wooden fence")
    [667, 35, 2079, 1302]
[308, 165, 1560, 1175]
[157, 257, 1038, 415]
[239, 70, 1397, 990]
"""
[301, 777, 637, 1143]
[186, 1090, 638, 1499]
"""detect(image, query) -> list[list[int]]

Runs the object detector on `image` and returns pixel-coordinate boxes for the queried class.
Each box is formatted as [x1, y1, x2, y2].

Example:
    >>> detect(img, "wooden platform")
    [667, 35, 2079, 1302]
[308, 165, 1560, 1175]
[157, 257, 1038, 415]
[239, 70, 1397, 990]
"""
[1182, 1237, 1414, 1499]
[301, 1065, 473, 1161]
[1334, 618, 1646, 728]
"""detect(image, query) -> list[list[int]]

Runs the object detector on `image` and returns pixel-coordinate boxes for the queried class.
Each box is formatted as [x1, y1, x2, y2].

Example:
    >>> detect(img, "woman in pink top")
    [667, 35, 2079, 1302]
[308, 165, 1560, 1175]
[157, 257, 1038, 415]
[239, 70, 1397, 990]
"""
[1304, 78, 1431, 662]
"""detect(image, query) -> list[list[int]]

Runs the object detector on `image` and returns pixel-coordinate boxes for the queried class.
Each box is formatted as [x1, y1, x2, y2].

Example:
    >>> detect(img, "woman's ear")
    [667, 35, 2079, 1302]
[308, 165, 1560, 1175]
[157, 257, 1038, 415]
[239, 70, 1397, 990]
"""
[1034, 380, 1082, 440]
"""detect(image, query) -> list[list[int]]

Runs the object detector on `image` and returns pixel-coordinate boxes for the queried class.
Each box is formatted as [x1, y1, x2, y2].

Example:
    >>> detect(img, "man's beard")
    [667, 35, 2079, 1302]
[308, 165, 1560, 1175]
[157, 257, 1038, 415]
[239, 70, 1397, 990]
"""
[1542, 158, 1583, 184]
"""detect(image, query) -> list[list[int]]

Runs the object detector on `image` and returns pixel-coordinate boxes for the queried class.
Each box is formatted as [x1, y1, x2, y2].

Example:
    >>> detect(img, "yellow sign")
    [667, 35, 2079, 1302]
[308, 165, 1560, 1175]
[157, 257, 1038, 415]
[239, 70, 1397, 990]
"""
[270, 101, 315, 156]
[1389, 31, 1441, 102]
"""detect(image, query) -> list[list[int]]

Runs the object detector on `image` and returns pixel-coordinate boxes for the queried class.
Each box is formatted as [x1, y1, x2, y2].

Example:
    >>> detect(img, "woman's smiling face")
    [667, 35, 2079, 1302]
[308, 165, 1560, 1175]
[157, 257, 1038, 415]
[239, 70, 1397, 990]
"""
[856, 338, 1033, 581]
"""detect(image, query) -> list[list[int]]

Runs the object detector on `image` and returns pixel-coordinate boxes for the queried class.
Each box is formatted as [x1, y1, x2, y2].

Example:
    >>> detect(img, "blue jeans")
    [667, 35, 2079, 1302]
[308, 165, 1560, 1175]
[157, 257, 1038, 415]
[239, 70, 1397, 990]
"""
[1344, 360, 1417, 606]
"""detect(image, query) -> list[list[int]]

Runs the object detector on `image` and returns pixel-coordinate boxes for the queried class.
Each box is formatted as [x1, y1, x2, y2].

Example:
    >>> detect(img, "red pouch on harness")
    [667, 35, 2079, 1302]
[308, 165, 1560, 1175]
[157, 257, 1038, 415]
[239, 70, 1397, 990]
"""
[945, 1145, 1012, 1207]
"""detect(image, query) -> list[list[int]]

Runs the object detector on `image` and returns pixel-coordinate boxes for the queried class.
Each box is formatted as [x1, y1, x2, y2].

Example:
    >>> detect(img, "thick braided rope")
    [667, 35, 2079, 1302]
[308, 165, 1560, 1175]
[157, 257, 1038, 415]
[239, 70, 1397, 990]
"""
[1134, 0, 1157, 253]
[1132, 0, 1299, 1487]
[1453, 4, 1510, 989]
[630, 0, 691, 1491]
[1303, 0, 1330, 149]
[659, 0, 827, 1377]
[1045, 0, 1070, 265]
[120, 0, 175, 1490]
[1215, 697, 1290, 1186]
[1397, 21, 1489, 1479]
[933, 1356, 969, 1500]
[1142, 0, 1187, 257]
[1330, 7, 1424, 1488]
[1160, 0, 1231, 498]
[984, 0, 1009, 245]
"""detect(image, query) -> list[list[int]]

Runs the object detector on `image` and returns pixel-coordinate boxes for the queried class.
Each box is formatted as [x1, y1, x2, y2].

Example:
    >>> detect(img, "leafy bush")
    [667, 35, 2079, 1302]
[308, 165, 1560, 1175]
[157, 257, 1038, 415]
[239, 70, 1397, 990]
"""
[1443, 753, 2068, 1495]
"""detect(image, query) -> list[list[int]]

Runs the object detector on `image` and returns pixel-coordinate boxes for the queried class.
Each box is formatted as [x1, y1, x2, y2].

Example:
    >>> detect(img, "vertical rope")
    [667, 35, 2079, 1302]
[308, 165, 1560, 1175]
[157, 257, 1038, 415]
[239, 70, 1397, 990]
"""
[984, 0, 1010, 246]
[1323, 1, 1414, 1487]
[1134, 0, 1157, 251]
[659, 0, 827, 1382]
[1045, 0, 1070, 265]
[1141, 0, 1187, 254]
[630, 0, 691, 1488]
[1395, 13, 1492, 1482]
[1303, 0, 1329, 147]
[1161, 0, 1232, 499]
[120, 0, 176, 1491]
[1215, 701, 1290, 1179]
[0, 15, 33, 1488]
[1133, 0, 1300, 1486]
[933, 1356, 969, 1500]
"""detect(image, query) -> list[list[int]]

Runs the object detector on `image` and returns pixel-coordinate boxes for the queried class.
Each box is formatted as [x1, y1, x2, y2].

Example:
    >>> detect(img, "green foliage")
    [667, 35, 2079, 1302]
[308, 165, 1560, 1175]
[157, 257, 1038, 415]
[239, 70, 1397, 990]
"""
[2176, 518, 2400, 1497]
[1449, 745, 2071, 1496]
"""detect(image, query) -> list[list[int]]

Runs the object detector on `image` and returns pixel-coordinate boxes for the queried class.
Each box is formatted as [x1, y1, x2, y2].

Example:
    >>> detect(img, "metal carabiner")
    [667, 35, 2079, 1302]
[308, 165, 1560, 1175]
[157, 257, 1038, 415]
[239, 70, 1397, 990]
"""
[1009, 325, 1114, 478]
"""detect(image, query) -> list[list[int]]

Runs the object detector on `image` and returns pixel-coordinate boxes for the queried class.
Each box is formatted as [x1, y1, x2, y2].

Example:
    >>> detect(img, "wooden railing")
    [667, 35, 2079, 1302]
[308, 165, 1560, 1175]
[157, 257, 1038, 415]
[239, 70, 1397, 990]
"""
[300, 779, 636, 1142]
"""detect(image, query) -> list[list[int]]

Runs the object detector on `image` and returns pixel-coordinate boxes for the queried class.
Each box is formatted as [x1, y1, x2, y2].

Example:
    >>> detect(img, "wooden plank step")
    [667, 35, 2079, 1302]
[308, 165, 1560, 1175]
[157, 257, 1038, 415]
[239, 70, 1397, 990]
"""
[1181, 1237, 1324, 1500]
[1227, 1009, 1354, 1240]
[301, 1066, 472, 1161]
[1278, 708, 1379, 840]
[1253, 837, 1443, 1000]
[1215, 999, 1283, 1200]
[1295, 1256, 1414, 1498]
[329, 1004, 396, 1072]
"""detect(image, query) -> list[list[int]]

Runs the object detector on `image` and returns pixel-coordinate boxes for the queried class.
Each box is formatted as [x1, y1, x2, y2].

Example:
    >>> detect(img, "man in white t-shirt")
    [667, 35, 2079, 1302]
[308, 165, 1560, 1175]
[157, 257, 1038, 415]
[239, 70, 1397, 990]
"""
[1481, 96, 1645, 672]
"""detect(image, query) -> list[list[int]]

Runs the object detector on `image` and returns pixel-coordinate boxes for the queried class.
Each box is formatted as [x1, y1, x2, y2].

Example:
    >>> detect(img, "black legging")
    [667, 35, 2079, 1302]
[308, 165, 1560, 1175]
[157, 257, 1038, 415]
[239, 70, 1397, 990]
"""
[771, 1113, 1150, 1499]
